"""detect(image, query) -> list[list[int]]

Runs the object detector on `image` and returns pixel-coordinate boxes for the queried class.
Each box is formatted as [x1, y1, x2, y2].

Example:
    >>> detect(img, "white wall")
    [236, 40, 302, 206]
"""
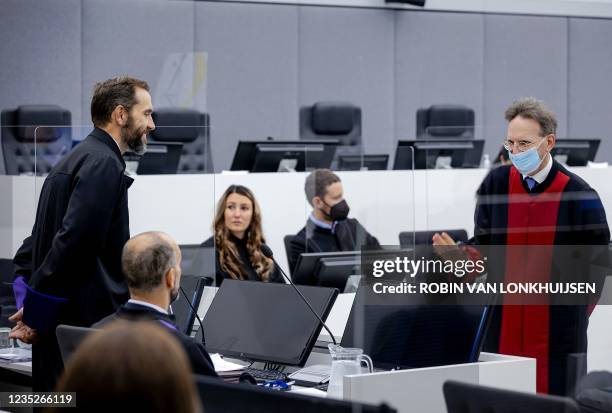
[219, 0, 612, 18]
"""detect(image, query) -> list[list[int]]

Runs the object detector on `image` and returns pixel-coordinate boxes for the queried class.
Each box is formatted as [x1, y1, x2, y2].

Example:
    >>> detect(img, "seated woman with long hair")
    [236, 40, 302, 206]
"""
[202, 184, 282, 286]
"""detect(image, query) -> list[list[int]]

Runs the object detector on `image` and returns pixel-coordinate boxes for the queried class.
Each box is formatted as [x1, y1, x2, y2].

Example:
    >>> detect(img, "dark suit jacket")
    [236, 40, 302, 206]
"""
[201, 235, 283, 286]
[288, 217, 380, 283]
[93, 301, 218, 378]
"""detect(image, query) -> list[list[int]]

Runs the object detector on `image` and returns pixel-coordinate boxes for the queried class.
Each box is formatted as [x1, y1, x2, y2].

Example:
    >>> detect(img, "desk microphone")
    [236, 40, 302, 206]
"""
[179, 285, 206, 345]
[260, 244, 337, 345]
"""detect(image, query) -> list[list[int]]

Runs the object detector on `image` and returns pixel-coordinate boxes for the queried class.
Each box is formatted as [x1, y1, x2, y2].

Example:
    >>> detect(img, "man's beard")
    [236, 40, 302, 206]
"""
[121, 116, 147, 155]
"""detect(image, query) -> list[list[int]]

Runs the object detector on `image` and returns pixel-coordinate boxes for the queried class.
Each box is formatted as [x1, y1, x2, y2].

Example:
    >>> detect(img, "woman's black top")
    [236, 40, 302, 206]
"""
[201, 234, 283, 286]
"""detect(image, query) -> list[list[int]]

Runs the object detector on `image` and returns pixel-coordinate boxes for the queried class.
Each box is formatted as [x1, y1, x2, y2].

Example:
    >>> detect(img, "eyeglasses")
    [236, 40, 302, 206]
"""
[503, 137, 545, 153]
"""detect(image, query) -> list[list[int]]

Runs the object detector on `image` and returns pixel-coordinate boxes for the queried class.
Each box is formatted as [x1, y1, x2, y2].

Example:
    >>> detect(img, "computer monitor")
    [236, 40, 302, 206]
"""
[292, 249, 412, 290]
[292, 251, 361, 288]
[341, 287, 492, 370]
[551, 139, 600, 166]
[134, 142, 183, 174]
[337, 154, 389, 171]
[393, 139, 484, 170]
[230, 139, 339, 172]
[203, 279, 338, 366]
[179, 245, 215, 278]
[171, 275, 211, 335]
[195, 375, 396, 413]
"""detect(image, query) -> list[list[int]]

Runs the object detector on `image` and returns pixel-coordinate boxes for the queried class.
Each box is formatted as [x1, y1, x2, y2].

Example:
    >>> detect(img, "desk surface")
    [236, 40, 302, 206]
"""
[0, 348, 32, 376]
[1, 360, 32, 375]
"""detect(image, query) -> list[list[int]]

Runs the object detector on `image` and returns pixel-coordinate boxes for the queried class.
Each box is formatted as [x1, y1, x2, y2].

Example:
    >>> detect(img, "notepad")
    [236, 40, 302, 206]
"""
[210, 353, 246, 373]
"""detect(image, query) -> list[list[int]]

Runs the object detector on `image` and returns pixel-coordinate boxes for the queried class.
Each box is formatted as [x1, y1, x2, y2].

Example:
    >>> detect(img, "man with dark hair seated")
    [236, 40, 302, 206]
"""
[288, 169, 380, 282]
[94, 231, 217, 377]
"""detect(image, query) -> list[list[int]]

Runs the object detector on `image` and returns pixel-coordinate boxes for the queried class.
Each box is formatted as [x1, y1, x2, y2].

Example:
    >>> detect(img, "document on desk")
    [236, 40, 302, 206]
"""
[0, 348, 32, 363]
[210, 353, 245, 372]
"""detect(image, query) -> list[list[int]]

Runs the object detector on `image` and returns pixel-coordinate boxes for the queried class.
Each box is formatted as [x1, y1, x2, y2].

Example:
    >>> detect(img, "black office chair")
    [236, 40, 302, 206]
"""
[56, 324, 96, 365]
[150, 108, 213, 173]
[443, 380, 580, 413]
[1, 105, 72, 175]
[399, 229, 468, 248]
[195, 374, 396, 413]
[283, 234, 296, 274]
[299, 101, 362, 169]
[416, 104, 474, 140]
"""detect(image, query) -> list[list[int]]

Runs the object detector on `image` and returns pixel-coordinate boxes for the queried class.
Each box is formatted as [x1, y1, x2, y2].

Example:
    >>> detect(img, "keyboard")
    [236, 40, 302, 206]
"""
[244, 367, 288, 382]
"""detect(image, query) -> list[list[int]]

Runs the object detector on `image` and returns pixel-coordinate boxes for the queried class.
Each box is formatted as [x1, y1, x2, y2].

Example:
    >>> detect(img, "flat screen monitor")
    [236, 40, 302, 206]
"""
[292, 249, 412, 290]
[134, 142, 183, 174]
[551, 139, 600, 166]
[203, 279, 338, 366]
[230, 139, 339, 172]
[179, 245, 215, 278]
[292, 251, 361, 288]
[393, 139, 484, 170]
[172, 275, 212, 335]
[341, 287, 492, 370]
[337, 154, 389, 171]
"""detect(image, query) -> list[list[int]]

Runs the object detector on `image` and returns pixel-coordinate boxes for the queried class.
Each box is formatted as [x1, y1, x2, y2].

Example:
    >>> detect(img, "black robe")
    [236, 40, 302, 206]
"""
[93, 302, 218, 378]
[288, 217, 380, 283]
[13, 128, 131, 391]
[472, 160, 610, 395]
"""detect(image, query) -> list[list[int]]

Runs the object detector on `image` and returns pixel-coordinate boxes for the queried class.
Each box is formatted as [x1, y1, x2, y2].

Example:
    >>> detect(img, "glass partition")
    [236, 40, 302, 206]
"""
[8, 6, 611, 407]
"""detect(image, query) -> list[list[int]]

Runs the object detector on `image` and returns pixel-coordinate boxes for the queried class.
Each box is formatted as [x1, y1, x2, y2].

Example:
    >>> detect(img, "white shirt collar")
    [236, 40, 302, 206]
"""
[523, 153, 553, 184]
[309, 212, 338, 233]
[128, 299, 168, 315]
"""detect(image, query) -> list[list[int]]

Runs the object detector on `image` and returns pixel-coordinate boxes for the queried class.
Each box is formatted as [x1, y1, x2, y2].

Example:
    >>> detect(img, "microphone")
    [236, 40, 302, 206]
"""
[261, 244, 337, 345]
[179, 285, 206, 345]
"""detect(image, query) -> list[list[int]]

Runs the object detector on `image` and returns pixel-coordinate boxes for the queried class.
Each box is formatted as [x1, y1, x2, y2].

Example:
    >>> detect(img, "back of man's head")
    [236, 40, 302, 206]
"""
[122, 231, 177, 294]
[304, 169, 341, 206]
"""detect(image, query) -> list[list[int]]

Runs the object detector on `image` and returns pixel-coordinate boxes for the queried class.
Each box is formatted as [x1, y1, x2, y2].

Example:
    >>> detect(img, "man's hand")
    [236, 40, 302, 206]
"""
[8, 308, 38, 344]
[432, 232, 466, 262]
[432, 232, 456, 246]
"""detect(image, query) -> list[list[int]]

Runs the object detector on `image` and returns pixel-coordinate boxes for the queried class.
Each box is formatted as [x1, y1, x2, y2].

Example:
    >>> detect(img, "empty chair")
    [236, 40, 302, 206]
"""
[300, 101, 362, 168]
[150, 108, 212, 173]
[1, 105, 72, 175]
[399, 229, 469, 248]
[443, 380, 580, 413]
[416, 104, 474, 140]
[56, 324, 96, 365]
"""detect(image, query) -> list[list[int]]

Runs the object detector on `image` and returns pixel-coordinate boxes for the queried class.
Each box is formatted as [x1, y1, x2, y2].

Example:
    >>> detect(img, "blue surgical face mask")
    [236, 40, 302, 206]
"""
[508, 139, 547, 175]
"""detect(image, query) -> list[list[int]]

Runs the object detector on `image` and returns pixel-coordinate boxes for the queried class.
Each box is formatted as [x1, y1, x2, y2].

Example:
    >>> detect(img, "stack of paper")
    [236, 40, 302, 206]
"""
[210, 353, 246, 381]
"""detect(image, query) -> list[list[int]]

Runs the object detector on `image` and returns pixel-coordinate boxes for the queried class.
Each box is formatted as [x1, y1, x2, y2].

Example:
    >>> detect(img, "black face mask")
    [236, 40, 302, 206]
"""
[323, 199, 350, 221]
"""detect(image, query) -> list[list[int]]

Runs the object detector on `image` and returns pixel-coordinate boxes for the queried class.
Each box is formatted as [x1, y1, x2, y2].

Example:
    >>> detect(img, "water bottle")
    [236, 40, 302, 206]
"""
[481, 153, 491, 169]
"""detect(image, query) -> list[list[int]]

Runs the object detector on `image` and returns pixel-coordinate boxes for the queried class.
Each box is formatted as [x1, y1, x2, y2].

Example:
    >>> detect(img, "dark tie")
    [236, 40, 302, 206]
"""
[525, 177, 537, 191]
